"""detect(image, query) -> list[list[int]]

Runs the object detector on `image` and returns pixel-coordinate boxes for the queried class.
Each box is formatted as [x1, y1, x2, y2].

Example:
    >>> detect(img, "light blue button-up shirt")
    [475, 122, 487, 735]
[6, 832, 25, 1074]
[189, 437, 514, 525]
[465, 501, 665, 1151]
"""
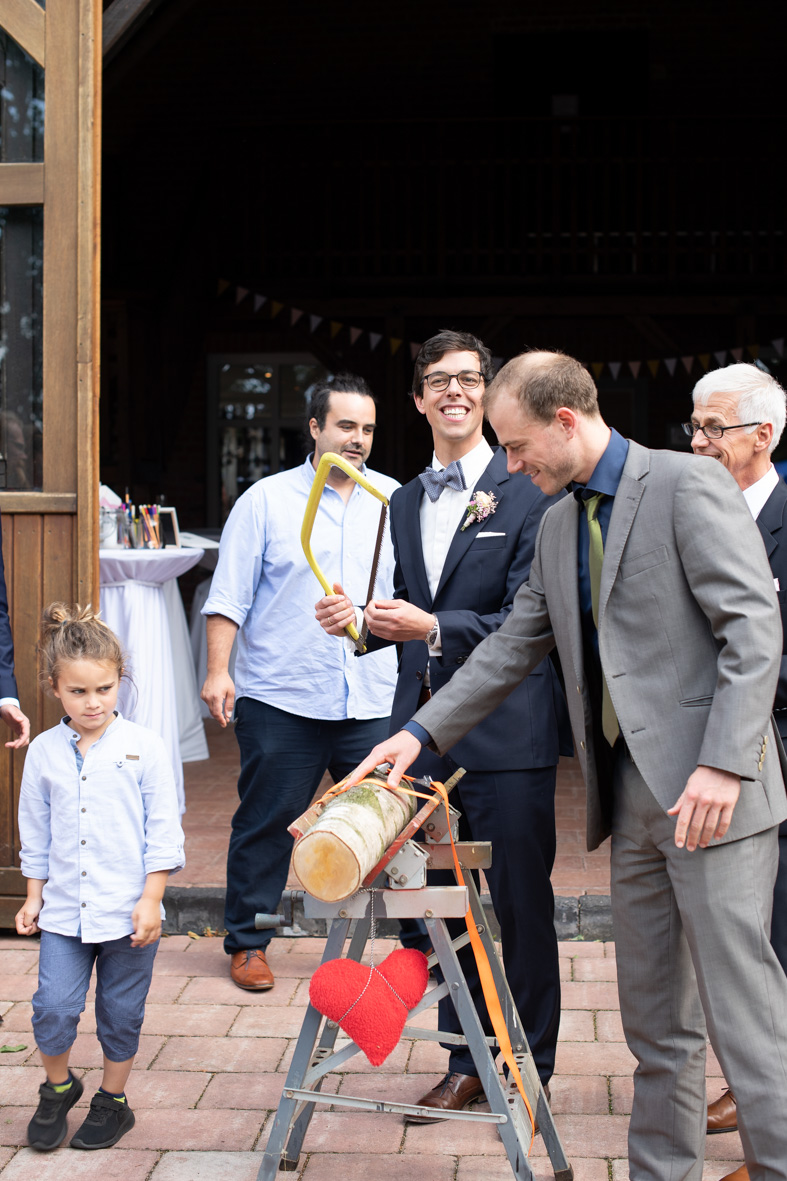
[19, 714, 185, 942]
[203, 455, 399, 721]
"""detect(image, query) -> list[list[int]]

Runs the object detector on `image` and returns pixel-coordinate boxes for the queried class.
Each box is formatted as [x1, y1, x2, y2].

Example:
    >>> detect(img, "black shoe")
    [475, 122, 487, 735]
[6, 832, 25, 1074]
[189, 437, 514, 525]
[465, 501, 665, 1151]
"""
[70, 1092, 135, 1150]
[28, 1075, 85, 1152]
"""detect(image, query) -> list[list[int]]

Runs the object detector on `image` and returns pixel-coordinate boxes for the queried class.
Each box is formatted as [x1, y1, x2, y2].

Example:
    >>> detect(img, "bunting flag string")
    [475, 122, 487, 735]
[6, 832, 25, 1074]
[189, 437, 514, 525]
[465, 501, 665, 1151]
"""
[215, 279, 784, 380]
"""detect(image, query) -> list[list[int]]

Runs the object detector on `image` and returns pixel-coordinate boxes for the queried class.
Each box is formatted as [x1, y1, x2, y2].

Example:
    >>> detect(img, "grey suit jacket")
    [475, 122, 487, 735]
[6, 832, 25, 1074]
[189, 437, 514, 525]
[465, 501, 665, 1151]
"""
[414, 441, 787, 850]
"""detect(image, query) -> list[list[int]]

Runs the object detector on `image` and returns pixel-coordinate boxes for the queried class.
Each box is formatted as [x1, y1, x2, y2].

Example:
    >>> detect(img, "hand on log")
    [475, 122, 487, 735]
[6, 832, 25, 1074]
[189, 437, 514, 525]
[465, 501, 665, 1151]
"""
[314, 582, 357, 636]
[342, 729, 424, 790]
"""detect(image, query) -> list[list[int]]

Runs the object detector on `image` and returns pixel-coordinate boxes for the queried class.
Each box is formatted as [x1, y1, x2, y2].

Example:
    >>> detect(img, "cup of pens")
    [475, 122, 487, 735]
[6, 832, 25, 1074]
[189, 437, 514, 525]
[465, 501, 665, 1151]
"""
[119, 503, 163, 549]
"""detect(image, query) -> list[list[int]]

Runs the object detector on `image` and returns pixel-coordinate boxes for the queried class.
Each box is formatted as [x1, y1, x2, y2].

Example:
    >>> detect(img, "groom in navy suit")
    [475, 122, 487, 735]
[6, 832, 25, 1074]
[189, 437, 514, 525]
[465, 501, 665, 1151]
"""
[316, 330, 571, 1119]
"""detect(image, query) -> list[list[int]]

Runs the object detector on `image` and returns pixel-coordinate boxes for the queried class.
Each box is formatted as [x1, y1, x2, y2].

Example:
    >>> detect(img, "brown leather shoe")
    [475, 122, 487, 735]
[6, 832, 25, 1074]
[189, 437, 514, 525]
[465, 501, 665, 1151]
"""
[406, 1072, 485, 1123]
[719, 1168, 748, 1181]
[707, 1087, 737, 1133]
[230, 949, 274, 990]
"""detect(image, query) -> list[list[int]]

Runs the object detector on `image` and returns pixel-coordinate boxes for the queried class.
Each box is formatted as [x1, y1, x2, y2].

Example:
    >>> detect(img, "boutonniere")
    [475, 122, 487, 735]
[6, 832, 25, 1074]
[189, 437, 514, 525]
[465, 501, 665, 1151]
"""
[461, 490, 498, 531]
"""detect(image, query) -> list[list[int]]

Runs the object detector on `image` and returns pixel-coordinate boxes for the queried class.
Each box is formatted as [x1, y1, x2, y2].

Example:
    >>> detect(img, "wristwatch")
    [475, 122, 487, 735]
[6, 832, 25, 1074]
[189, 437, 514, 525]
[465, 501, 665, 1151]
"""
[425, 616, 439, 647]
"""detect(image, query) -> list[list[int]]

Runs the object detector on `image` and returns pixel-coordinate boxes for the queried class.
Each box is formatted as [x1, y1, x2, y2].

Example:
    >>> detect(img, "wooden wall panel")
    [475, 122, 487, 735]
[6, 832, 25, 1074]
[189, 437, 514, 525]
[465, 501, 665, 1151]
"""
[0, 513, 76, 923]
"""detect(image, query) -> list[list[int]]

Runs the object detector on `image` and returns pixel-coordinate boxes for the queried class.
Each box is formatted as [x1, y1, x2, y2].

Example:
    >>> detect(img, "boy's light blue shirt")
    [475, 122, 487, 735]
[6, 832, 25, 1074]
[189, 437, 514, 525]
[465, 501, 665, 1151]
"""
[202, 455, 399, 720]
[19, 713, 185, 942]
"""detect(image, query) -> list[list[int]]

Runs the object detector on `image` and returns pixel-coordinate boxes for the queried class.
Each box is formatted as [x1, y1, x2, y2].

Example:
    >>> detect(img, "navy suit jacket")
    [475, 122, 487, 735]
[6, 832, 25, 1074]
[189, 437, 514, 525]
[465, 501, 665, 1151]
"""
[374, 446, 572, 771]
[757, 478, 787, 740]
[0, 511, 18, 699]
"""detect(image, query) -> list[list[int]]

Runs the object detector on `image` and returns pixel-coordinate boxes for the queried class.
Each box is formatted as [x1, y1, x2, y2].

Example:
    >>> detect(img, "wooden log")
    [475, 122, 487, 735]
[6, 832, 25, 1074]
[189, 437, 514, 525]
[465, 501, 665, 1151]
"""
[291, 778, 419, 902]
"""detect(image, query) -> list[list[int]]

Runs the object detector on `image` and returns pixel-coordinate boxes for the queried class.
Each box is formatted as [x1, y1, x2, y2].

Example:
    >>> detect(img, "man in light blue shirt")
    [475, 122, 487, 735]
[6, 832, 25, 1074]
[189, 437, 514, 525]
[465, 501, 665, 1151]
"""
[201, 373, 399, 990]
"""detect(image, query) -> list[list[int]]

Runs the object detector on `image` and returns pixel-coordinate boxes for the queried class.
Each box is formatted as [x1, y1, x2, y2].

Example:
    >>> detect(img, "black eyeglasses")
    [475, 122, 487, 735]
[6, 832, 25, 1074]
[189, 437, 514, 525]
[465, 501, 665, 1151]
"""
[681, 421, 762, 440]
[422, 370, 483, 392]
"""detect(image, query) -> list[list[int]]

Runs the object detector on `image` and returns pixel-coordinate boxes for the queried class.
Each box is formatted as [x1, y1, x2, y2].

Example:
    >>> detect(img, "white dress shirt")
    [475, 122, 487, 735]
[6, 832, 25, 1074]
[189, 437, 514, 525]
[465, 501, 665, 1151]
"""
[19, 713, 185, 942]
[742, 463, 780, 520]
[419, 438, 495, 656]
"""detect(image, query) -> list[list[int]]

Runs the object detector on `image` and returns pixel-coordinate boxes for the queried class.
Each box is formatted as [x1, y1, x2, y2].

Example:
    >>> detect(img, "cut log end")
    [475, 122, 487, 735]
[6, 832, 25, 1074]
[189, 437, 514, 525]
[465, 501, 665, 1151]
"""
[292, 831, 361, 902]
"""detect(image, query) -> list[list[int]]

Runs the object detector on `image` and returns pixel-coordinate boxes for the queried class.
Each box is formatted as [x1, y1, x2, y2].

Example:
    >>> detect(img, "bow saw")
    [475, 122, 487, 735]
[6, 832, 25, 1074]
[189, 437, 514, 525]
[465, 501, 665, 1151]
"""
[301, 451, 390, 654]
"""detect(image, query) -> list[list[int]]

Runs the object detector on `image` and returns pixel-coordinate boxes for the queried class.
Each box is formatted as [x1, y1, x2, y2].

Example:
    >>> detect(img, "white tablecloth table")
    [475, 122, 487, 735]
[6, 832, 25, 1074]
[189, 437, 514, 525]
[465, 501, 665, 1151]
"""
[99, 548, 209, 812]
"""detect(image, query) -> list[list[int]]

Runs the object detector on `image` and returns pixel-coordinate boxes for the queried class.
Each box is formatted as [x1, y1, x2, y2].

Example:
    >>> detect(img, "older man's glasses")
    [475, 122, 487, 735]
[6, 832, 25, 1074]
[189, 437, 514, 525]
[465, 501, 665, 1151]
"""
[681, 421, 762, 440]
[423, 370, 483, 392]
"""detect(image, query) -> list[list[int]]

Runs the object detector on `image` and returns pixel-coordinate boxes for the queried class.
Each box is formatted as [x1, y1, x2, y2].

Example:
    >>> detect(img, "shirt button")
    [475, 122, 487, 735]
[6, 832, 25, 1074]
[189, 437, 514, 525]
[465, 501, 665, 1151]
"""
[81, 776, 87, 781]
[81, 902, 86, 908]
[81, 807, 86, 813]
[81, 840, 86, 845]
[81, 871, 87, 876]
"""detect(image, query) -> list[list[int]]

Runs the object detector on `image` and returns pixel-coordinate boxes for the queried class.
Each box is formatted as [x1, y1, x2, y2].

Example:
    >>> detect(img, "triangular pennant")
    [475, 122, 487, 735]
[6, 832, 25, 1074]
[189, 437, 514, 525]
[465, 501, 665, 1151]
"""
[747, 343, 759, 359]
[390, 337, 403, 356]
[290, 308, 304, 327]
[330, 321, 343, 338]
[646, 359, 660, 378]
[608, 362, 621, 381]
[698, 354, 710, 371]
[731, 347, 743, 361]
[270, 300, 284, 318]
[217, 279, 230, 296]
[253, 294, 267, 313]
[628, 360, 641, 379]
[410, 342, 422, 360]
[665, 358, 677, 376]
[350, 327, 363, 345]
[235, 286, 249, 305]
[369, 332, 382, 352]
[591, 362, 604, 379]
[309, 314, 323, 333]
[681, 356, 694, 374]
[714, 350, 727, 367]
[772, 338, 784, 357]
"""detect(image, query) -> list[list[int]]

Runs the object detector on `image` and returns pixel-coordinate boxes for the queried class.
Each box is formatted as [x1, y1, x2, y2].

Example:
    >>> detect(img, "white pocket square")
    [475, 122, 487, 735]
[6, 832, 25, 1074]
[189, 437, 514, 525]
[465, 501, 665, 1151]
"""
[476, 531, 506, 538]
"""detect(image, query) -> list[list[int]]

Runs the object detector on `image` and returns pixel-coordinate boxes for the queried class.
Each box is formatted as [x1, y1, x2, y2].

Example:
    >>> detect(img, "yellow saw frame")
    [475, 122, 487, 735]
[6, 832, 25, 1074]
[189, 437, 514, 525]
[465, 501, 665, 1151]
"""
[301, 451, 390, 653]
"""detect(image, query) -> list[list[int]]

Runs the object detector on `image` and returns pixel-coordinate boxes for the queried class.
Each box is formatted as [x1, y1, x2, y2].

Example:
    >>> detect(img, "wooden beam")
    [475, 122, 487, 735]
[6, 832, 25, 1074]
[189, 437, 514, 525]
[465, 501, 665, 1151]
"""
[102, 0, 159, 56]
[0, 162, 44, 205]
[0, 493, 77, 513]
[0, 0, 46, 67]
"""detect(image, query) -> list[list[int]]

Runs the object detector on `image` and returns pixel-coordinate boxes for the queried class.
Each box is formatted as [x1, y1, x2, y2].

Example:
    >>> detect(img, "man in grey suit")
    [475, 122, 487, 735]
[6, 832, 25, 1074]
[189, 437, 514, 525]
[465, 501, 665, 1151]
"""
[345, 350, 787, 1181]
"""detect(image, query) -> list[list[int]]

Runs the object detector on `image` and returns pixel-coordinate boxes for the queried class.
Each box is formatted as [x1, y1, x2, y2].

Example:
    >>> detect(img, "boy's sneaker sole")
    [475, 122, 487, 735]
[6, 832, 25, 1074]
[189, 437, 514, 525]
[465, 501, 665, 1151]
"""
[70, 1092, 135, 1150]
[28, 1075, 85, 1152]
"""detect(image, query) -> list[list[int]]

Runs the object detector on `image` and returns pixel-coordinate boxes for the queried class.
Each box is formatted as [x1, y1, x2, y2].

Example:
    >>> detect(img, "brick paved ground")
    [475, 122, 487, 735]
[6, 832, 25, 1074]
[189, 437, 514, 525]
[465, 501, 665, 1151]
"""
[0, 723, 747, 1177]
[1, 934, 744, 1178]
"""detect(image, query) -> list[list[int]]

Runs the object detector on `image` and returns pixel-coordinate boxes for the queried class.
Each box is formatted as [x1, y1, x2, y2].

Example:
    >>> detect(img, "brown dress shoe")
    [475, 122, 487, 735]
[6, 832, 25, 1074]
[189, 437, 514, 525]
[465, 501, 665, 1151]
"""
[719, 1167, 749, 1181]
[707, 1087, 737, 1133]
[406, 1072, 486, 1123]
[230, 949, 274, 990]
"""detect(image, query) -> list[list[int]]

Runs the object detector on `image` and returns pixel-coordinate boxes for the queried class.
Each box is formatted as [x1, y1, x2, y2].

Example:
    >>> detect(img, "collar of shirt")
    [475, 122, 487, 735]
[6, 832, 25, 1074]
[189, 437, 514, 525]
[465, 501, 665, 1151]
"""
[742, 464, 779, 520]
[571, 428, 630, 505]
[421, 438, 495, 599]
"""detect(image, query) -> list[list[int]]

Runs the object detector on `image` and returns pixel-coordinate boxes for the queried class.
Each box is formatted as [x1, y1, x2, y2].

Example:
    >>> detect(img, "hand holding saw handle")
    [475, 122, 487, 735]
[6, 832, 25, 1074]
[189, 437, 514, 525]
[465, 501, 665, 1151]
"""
[301, 451, 389, 654]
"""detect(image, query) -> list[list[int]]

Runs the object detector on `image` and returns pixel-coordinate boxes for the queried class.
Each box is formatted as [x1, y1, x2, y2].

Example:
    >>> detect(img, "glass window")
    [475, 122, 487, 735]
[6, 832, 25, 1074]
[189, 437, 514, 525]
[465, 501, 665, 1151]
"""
[1, 32, 45, 164]
[0, 205, 43, 490]
[209, 353, 329, 524]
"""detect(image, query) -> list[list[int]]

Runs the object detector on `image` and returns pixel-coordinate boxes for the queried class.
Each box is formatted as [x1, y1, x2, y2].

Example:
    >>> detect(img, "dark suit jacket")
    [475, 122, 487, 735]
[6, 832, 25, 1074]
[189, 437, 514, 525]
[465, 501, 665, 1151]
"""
[374, 446, 572, 771]
[757, 478, 787, 740]
[0, 511, 19, 699]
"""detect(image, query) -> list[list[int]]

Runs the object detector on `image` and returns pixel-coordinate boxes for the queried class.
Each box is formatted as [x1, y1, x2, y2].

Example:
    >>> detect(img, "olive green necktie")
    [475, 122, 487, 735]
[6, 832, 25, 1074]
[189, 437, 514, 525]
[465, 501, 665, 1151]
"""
[584, 493, 620, 747]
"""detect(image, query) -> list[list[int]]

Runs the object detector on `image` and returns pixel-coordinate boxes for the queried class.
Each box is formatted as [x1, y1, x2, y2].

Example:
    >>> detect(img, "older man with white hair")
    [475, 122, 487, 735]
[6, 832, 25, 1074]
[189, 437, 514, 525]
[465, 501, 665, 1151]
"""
[688, 361, 787, 1178]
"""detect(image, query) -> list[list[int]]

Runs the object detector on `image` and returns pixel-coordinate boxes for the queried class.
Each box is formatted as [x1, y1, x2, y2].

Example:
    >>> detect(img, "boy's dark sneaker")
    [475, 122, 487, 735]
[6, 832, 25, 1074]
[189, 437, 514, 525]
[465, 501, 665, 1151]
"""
[28, 1075, 85, 1151]
[70, 1092, 135, 1150]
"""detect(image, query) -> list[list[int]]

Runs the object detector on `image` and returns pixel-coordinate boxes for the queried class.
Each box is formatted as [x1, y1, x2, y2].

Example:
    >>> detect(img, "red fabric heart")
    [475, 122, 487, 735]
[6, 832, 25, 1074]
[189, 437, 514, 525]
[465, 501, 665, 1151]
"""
[309, 948, 429, 1066]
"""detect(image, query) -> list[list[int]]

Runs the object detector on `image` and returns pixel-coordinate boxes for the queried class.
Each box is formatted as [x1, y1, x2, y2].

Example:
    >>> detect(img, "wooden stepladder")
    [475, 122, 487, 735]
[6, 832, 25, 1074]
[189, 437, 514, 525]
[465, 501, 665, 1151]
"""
[257, 780, 573, 1181]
